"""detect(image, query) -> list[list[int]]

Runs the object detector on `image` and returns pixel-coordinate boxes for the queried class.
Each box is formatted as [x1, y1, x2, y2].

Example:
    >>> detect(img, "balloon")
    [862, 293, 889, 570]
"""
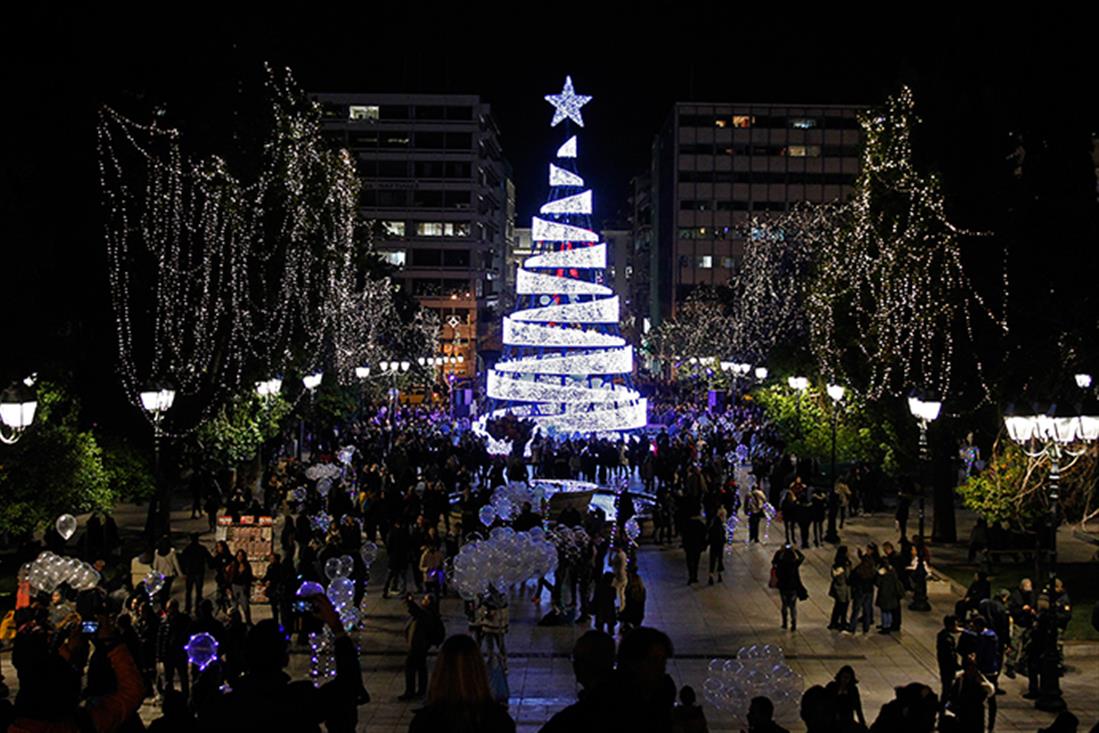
[338, 554, 355, 579]
[55, 514, 78, 541]
[324, 557, 345, 581]
[327, 577, 355, 610]
[479, 505, 495, 527]
[144, 570, 165, 598]
[185, 632, 220, 670]
[291, 487, 307, 503]
[316, 478, 332, 497]
[360, 542, 378, 566]
[624, 517, 641, 542]
[296, 580, 325, 598]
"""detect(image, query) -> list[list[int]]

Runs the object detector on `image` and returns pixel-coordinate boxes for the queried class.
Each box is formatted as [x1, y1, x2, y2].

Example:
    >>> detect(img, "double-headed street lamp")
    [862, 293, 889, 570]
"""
[1004, 401, 1098, 712]
[298, 371, 323, 459]
[0, 382, 38, 445]
[1075, 373, 1092, 390]
[139, 382, 176, 541]
[824, 383, 845, 543]
[787, 376, 809, 438]
[907, 394, 942, 612]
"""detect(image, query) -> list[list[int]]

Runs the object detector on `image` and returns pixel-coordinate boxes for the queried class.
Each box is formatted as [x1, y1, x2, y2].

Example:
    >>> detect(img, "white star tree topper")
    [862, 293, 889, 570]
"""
[545, 76, 592, 127]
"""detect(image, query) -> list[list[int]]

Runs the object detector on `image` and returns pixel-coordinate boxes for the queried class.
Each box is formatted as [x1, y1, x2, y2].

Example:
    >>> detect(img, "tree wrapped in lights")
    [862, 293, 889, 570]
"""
[644, 287, 737, 369]
[483, 77, 646, 438]
[804, 87, 1006, 401]
[99, 67, 428, 431]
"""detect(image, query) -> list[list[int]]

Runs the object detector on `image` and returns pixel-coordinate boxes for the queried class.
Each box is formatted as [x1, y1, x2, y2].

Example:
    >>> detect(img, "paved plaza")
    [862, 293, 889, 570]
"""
[95, 501, 1095, 733]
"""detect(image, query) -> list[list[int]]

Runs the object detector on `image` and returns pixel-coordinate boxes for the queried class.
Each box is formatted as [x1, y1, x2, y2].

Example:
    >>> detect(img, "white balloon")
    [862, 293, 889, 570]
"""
[55, 514, 78, 541]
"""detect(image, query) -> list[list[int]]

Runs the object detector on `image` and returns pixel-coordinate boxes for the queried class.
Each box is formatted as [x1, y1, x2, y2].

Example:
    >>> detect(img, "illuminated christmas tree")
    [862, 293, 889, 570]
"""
[484, 76, 646, 436]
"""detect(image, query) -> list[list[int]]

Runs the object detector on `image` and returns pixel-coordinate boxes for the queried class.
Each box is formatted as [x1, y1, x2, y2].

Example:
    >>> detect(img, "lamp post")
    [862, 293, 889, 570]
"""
[139, 382, 176, 542]
[253, 377, 281, 503]
[1075, 373, 1092, 390]
[1003, 402, 1098, 711]
[787, 376, 808, 439]
[0, 382, 38, 445]
[754, 367, 768, 382]
[824, 383, 845, 543]
[299, 371, 323, 460]
[907, 394, 941, 612]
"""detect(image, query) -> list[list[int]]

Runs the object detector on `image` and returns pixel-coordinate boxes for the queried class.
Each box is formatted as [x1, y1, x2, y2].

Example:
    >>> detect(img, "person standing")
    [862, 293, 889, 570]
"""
[958, 616, 1001, 731]
[848, 549, 877, 633]
[937, 615, 960, 703]
[383, 518, 411, 599]
[706, 510, 726, 585]
[211, 541, 233, 615]
[947, 655, 996, 733]
[227, 549, 254, 625]
[796, 489, 813, 550]
[400, 593, 442, 701]
[828, 546, 852, 631]
[408, 634, 515, 733]
[180, 533, 212, 615]
[772, 544, 805, 631]
[780, 483, 799, 546]
[748, 484, 767, 544]
[825, 665, 866, 733]
[153, 536, 184, 607]
[156, 599, 192, 699]
[682, 509, 707, 585]
[261, 553, 292, 627]
[875, 563, 904, 634]
[811, 490, 827, 547]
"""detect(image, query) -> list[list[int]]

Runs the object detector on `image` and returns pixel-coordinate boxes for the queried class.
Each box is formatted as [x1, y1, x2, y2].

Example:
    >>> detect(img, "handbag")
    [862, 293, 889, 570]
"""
[797, 582, 809, 601]
[768, 567, 779, 589]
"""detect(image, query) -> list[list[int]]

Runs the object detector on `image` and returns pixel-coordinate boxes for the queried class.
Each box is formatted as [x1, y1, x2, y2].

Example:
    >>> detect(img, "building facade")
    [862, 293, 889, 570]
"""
[650, 103, 864, 326]
[313, 93, 510, 379]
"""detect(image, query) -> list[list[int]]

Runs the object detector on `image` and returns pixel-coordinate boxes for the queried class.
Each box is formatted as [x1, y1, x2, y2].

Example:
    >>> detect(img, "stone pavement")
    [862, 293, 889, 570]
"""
[23, 499, 1095, 732]
[291, 513, 1098, 732]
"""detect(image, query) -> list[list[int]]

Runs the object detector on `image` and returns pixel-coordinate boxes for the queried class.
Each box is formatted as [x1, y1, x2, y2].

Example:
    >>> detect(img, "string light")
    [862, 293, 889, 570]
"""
[524, 242, 605, 269]
[531, 216, 599, 242]
[481, 75, 643, 439]
[511, 296, 620, 324]
[556, 136, 578, 158]
[539, 190, 593, 215]
[544, 76, 592, 127]
[549, 164, 585, 187]
[516, 268, 611, 296]
[503, 317, 625, 348]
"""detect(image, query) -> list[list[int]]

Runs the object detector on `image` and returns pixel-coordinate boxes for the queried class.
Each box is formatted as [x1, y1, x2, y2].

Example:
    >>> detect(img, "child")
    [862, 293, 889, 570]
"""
[671, 685, 709, 733]
[593, 572, 617, 634]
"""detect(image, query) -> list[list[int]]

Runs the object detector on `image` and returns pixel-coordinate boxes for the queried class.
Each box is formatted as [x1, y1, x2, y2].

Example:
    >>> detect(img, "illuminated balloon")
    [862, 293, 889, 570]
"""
[55, 514, 78, 541]
[185, 632, 220, 670]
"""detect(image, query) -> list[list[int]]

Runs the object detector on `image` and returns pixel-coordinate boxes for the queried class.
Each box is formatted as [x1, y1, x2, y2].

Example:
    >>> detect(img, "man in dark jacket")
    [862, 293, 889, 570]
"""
[180, 533, 213, 615]
[382, 519, 410, 598]
[936, 615, 959, 703]
[539, 630, 616, 733]
[399, 594, 441, 701]
[681, 511, 707, 585]
[957, 616, 1001, 730]
[198, 596, 363, 733]
[772, 545, 805, 631]
[156, 599, 193, 698]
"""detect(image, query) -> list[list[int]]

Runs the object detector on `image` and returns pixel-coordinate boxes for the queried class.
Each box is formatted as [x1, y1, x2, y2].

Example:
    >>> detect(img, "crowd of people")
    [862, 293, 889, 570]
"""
[2, 397, 1095, 733]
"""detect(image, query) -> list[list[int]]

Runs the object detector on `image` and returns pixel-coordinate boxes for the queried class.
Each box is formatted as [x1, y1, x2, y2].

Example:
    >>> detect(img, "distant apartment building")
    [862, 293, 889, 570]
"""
[313, 93, 511, 379]
[649, 103, 864, 325]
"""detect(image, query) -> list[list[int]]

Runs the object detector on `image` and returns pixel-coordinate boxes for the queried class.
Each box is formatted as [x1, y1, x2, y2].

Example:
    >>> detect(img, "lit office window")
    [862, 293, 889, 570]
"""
[381, 221, 406, 237]
[791, 118, 817, 129]
[786, 145, 821, 158]
[379, 250, 406, 267]
[349, 105, 379, 121]
[697, 255, 713, 269]
[732, 115, 754, 128]
[416, 222, 471, 237]
[722, 257, 736, 270]
[714, 118, 728, 128]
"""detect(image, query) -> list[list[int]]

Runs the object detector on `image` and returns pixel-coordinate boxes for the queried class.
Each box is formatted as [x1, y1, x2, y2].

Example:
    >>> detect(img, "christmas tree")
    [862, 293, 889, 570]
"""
[483, 76, 646, 438]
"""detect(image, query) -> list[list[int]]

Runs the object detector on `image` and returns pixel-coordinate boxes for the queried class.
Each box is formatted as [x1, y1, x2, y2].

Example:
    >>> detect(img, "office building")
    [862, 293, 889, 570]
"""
[650, 103, 864, 325]
[313, 93, 511, 379]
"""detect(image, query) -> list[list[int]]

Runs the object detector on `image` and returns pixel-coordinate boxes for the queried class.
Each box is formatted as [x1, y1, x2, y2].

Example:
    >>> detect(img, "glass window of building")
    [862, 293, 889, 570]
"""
[381, 221, 405, 237]
[379, 250, 406, 267]
[379, 105, 410, 120]
[732, 115, 754, 128]
[349, 105, 379, 121]
[697, 255, 713, 269]
[721, 257, 736, 269]
[790, 118, 817, 129]
[416, 105, 446, 120]
[786, 145, 821, 157]
[381, 134, 410, 148]
[416, 222, 471, 237]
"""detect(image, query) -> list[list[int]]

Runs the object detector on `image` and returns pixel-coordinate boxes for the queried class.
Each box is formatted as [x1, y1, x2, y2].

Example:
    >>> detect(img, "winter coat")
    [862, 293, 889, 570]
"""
[875, 568, 904, 611]
[829, 564, 851, 603]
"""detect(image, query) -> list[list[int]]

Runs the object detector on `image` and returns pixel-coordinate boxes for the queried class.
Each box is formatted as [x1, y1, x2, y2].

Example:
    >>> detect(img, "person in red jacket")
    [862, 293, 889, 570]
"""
[9, 615, 144, 733]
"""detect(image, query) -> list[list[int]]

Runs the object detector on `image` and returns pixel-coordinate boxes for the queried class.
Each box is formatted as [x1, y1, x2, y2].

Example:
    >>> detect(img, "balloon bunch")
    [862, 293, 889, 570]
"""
[451, 527, 558, 601]
[762, 502, 776, 542]
[704, 645, 804, 725]
[21, 552, 100, 593]
[323, 556, 360, 631]
[305, 463, 342, 481]
[547, 525, 589, 564]
[491, 483, 545, 516]
[725, 515, 741, 546]
[296, 580, 338, 686]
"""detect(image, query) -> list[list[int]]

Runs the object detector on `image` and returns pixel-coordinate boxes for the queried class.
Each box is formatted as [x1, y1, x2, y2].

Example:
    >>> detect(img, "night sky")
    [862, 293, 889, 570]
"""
[3, 8, 1097, 421]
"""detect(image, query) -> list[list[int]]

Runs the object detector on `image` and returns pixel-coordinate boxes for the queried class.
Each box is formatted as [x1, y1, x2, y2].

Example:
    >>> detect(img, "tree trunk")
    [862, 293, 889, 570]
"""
[931, 429, 957, 543]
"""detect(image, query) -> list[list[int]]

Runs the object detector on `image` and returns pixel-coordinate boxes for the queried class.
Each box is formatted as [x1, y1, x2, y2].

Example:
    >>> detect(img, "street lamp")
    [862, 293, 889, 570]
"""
[1075, 373, 1092, 390]
[255, 377, 282, 400]
[787, 376, 808, 438]
[907, 394, 942, 611]
[823, 383, 845, 543]
[755, 367, 768, 381]
[139, 381, 176, 541]
[1003, 401, 1098, 712]
[0, 382, 38, 445]
[297, 372, 322, 460]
